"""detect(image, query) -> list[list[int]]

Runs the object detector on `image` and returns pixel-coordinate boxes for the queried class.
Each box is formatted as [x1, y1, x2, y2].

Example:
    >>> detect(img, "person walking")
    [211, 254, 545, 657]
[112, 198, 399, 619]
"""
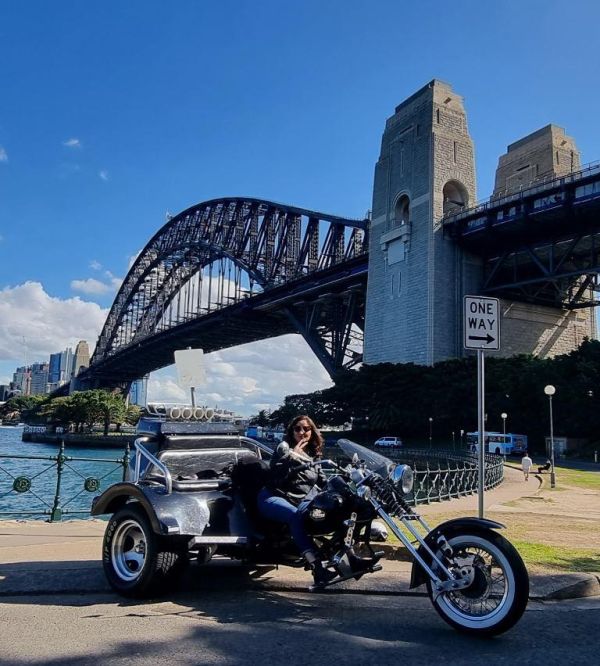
[521, 452, 533, 481]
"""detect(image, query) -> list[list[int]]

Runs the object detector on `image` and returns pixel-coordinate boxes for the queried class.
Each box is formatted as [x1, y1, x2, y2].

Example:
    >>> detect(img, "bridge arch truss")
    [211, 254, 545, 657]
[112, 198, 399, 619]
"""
[88, 198, 368, 387]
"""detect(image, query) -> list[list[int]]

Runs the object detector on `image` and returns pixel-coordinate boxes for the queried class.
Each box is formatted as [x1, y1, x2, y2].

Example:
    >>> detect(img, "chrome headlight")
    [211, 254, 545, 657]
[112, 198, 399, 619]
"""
[389, 464, 414, 495]
[350, 467, 365, 484]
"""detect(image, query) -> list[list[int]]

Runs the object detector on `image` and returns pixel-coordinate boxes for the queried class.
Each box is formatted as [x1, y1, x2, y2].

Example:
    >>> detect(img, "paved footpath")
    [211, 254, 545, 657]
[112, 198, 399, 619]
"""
[0, 466, 598, 600]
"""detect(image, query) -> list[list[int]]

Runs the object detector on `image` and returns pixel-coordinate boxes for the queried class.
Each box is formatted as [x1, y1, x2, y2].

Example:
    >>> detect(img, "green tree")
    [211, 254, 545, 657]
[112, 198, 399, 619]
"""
[250, 409, 270, 427]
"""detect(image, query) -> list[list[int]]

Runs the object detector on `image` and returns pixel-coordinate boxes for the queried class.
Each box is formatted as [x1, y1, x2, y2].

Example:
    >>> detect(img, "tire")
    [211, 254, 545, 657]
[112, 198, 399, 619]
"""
[102, 503, 187, 599]
[426, 530, 529, 637]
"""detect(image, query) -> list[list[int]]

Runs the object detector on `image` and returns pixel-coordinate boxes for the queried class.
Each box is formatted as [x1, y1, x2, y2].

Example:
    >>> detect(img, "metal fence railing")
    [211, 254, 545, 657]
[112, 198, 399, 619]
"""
[384, 448, 504, 505]
[0, 443, 130, 521]
[1, 443, 503, 520]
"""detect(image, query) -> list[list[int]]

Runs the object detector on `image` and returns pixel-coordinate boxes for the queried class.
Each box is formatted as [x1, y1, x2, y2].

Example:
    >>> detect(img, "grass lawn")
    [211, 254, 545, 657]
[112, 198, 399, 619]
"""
[511, 540, 600, 573]
[551, 465, 600, 490]
[385, 509, 600, 573]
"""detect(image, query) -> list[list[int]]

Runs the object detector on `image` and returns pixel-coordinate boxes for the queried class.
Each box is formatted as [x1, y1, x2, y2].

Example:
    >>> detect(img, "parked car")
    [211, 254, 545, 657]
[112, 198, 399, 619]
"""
[374, 436, 402, 448]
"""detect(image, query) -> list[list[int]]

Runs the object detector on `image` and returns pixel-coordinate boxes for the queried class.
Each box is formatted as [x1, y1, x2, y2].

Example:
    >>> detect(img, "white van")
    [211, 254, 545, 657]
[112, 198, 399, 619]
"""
[374, 436, 402, 448]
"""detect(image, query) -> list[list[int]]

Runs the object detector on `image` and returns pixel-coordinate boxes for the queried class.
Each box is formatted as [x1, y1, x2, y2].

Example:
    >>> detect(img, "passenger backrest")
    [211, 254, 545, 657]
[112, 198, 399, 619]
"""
[148, 448, 257, 480]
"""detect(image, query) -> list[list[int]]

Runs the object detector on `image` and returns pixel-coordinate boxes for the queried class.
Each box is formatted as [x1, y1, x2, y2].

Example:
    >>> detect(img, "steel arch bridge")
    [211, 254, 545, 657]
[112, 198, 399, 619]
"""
[76, 198, 369, 391]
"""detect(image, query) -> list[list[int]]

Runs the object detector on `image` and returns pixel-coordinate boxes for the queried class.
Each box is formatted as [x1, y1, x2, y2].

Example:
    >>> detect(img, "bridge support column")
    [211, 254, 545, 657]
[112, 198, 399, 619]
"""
[364, 80, 478, 365]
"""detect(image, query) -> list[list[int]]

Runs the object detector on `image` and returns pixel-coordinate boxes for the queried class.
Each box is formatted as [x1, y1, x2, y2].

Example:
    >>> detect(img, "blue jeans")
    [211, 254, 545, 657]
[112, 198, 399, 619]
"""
[257, 488, 314, 555]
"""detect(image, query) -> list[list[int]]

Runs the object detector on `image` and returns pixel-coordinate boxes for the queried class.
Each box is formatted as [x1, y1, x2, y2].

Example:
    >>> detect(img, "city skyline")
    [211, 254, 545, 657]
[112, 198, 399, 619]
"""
[1, 1, 599, 415]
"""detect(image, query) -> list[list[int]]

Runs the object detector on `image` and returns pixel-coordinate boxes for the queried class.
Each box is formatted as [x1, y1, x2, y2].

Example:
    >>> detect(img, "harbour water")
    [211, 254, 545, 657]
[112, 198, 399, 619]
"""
[0, 426, 128, 520]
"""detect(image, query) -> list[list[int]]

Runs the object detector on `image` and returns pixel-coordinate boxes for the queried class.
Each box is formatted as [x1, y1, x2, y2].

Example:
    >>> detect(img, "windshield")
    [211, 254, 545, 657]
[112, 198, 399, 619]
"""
[337, 438, 395, 477]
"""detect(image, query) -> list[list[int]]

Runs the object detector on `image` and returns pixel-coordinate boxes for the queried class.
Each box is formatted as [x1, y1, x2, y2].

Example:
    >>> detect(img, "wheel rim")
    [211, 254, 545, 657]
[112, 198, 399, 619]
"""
[111, 519, 147, 582]
[436, 535, 515, 628]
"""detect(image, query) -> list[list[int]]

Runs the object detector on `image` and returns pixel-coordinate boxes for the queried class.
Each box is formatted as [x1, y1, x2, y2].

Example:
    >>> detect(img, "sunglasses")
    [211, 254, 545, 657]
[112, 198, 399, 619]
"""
[293, 425, 311, 433]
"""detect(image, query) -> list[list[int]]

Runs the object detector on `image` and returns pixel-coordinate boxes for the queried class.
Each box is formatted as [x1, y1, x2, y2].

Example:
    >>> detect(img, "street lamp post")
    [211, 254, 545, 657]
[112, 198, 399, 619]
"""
[428, 417, 433, 447]
[451, 431, 455, 450]
[544, 385, 556, 488]
[501, 412, 507, 436]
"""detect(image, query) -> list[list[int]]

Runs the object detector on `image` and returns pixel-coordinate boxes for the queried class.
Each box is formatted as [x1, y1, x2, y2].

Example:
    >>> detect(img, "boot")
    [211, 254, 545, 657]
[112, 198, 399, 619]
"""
[303, 550, 336, 590]
[310, 560, 337, 590]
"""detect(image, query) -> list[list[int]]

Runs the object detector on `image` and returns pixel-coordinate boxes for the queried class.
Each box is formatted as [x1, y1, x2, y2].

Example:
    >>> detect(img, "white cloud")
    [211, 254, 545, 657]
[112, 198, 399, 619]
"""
[0, 283, 333, 418]
[63, 138, 81, 148]
[89, 260, 102, 271]
[71, 273, 122, 296]
[99, 169, 109, 181]
[0, 282, 106, 363]
[0, 146, 7, 162]
[148, 334, 332, 417]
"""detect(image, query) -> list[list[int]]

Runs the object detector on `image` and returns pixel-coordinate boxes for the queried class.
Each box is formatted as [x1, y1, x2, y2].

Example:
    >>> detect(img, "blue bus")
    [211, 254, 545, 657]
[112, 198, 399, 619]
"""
[467, 432, 528, 456]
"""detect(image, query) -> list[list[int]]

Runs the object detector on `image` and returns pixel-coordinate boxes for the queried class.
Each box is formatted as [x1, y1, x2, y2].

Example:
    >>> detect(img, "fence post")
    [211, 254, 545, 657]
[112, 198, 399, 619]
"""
[122, 444, 131, 481]
[50, 441, 66, 522]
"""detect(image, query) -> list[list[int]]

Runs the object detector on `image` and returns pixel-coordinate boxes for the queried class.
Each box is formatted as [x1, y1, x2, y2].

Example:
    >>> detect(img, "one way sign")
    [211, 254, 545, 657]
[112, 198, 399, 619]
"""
[464, 296, 500, 351]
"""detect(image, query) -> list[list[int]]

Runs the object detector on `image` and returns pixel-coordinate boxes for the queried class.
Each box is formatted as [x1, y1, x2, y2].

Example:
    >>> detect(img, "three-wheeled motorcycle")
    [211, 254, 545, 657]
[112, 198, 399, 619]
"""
[92, 417, 529, 636]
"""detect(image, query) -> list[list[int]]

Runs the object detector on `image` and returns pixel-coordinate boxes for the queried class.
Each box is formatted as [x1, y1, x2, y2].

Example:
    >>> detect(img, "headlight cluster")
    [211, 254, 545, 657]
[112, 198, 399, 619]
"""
[389, 464, 414, 495]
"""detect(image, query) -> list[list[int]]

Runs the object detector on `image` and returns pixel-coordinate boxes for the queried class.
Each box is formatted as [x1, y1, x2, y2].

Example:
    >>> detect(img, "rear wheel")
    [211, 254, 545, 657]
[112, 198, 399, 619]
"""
[426, 530, 529, 636]
[102, 503, 187, 598]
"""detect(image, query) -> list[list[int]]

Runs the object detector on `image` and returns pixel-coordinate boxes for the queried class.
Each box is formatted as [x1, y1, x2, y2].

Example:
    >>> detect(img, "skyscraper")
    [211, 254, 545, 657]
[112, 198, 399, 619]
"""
[12, 366, 31, 396]
[30, 362, 49, 395]
[128, 376, 148, 407]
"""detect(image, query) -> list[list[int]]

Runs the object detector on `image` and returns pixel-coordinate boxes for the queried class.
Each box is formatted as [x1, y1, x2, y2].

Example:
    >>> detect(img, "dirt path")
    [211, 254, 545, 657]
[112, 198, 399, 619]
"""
[415, 465, 600, 571]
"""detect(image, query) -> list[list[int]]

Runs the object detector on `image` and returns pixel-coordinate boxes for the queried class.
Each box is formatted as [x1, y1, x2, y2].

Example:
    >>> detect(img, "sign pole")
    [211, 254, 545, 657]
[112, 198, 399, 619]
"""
[477, 349, 485, 519]
[464, 295, 500, 521]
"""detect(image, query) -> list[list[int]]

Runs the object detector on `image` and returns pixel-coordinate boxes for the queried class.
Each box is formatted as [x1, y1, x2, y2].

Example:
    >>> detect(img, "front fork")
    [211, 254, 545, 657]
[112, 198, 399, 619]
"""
[369, 499, 475, 597]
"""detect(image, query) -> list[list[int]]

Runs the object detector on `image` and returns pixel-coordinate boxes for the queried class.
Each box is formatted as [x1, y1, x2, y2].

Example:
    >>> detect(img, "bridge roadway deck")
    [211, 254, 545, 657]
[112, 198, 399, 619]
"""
[0, 467, 597, 601]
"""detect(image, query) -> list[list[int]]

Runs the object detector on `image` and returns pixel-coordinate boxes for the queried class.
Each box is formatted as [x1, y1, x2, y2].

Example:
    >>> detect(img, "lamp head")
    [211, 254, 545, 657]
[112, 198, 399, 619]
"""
[544, 385, 556, 396]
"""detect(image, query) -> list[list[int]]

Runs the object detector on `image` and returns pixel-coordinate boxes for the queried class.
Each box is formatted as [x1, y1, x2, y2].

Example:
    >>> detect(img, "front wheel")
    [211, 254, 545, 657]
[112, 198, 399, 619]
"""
[102, 503, 187, 598]
[426, 530, 529, 636]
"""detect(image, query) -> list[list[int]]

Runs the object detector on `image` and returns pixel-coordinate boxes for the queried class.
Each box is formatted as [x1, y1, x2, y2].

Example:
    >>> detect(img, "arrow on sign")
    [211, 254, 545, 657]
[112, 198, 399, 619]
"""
[468, 334, 495, 344]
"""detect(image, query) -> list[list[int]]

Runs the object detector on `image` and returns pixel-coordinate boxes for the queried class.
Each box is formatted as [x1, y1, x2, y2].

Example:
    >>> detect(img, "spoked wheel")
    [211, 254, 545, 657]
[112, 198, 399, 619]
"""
[426, 530, 529, 636]
[103, 503, 187, 598]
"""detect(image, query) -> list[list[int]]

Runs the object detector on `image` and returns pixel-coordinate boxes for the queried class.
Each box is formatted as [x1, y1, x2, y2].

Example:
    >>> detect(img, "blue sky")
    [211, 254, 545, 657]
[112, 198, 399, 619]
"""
[1, 0, 599, 414]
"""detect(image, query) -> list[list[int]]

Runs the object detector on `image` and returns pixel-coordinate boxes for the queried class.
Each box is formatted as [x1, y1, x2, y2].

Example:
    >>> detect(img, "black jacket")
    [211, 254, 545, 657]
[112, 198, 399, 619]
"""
[266, 442, 327, 506]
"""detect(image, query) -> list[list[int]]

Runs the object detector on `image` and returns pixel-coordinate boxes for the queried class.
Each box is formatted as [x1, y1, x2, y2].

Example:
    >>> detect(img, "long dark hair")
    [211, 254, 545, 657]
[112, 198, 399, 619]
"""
[285, 415, 324, 458]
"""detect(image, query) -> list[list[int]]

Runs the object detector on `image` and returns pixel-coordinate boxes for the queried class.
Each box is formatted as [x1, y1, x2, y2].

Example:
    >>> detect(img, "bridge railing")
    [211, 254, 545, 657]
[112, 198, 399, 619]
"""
[443, 159, 600, 222]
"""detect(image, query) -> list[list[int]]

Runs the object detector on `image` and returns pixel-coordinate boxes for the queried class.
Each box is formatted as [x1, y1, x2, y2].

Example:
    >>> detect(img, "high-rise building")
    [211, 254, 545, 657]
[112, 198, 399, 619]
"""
[71, 341, 90, 378]
[128, 376, 148, 407]
[49, 347, 74, 385]
[12, 366, 31, 396]
[30, 362, 49, 395]
[0, 385, 10, 401]
[48, 353, 62, 384]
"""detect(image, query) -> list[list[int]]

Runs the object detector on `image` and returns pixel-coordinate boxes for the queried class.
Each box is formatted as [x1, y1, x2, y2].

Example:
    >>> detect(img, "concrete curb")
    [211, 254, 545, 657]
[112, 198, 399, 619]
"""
[541, 574, 600, 601]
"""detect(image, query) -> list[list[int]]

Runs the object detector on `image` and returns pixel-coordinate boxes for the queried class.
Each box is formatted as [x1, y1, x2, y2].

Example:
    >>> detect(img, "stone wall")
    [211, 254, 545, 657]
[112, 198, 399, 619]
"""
[486, 299, 595, 359]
